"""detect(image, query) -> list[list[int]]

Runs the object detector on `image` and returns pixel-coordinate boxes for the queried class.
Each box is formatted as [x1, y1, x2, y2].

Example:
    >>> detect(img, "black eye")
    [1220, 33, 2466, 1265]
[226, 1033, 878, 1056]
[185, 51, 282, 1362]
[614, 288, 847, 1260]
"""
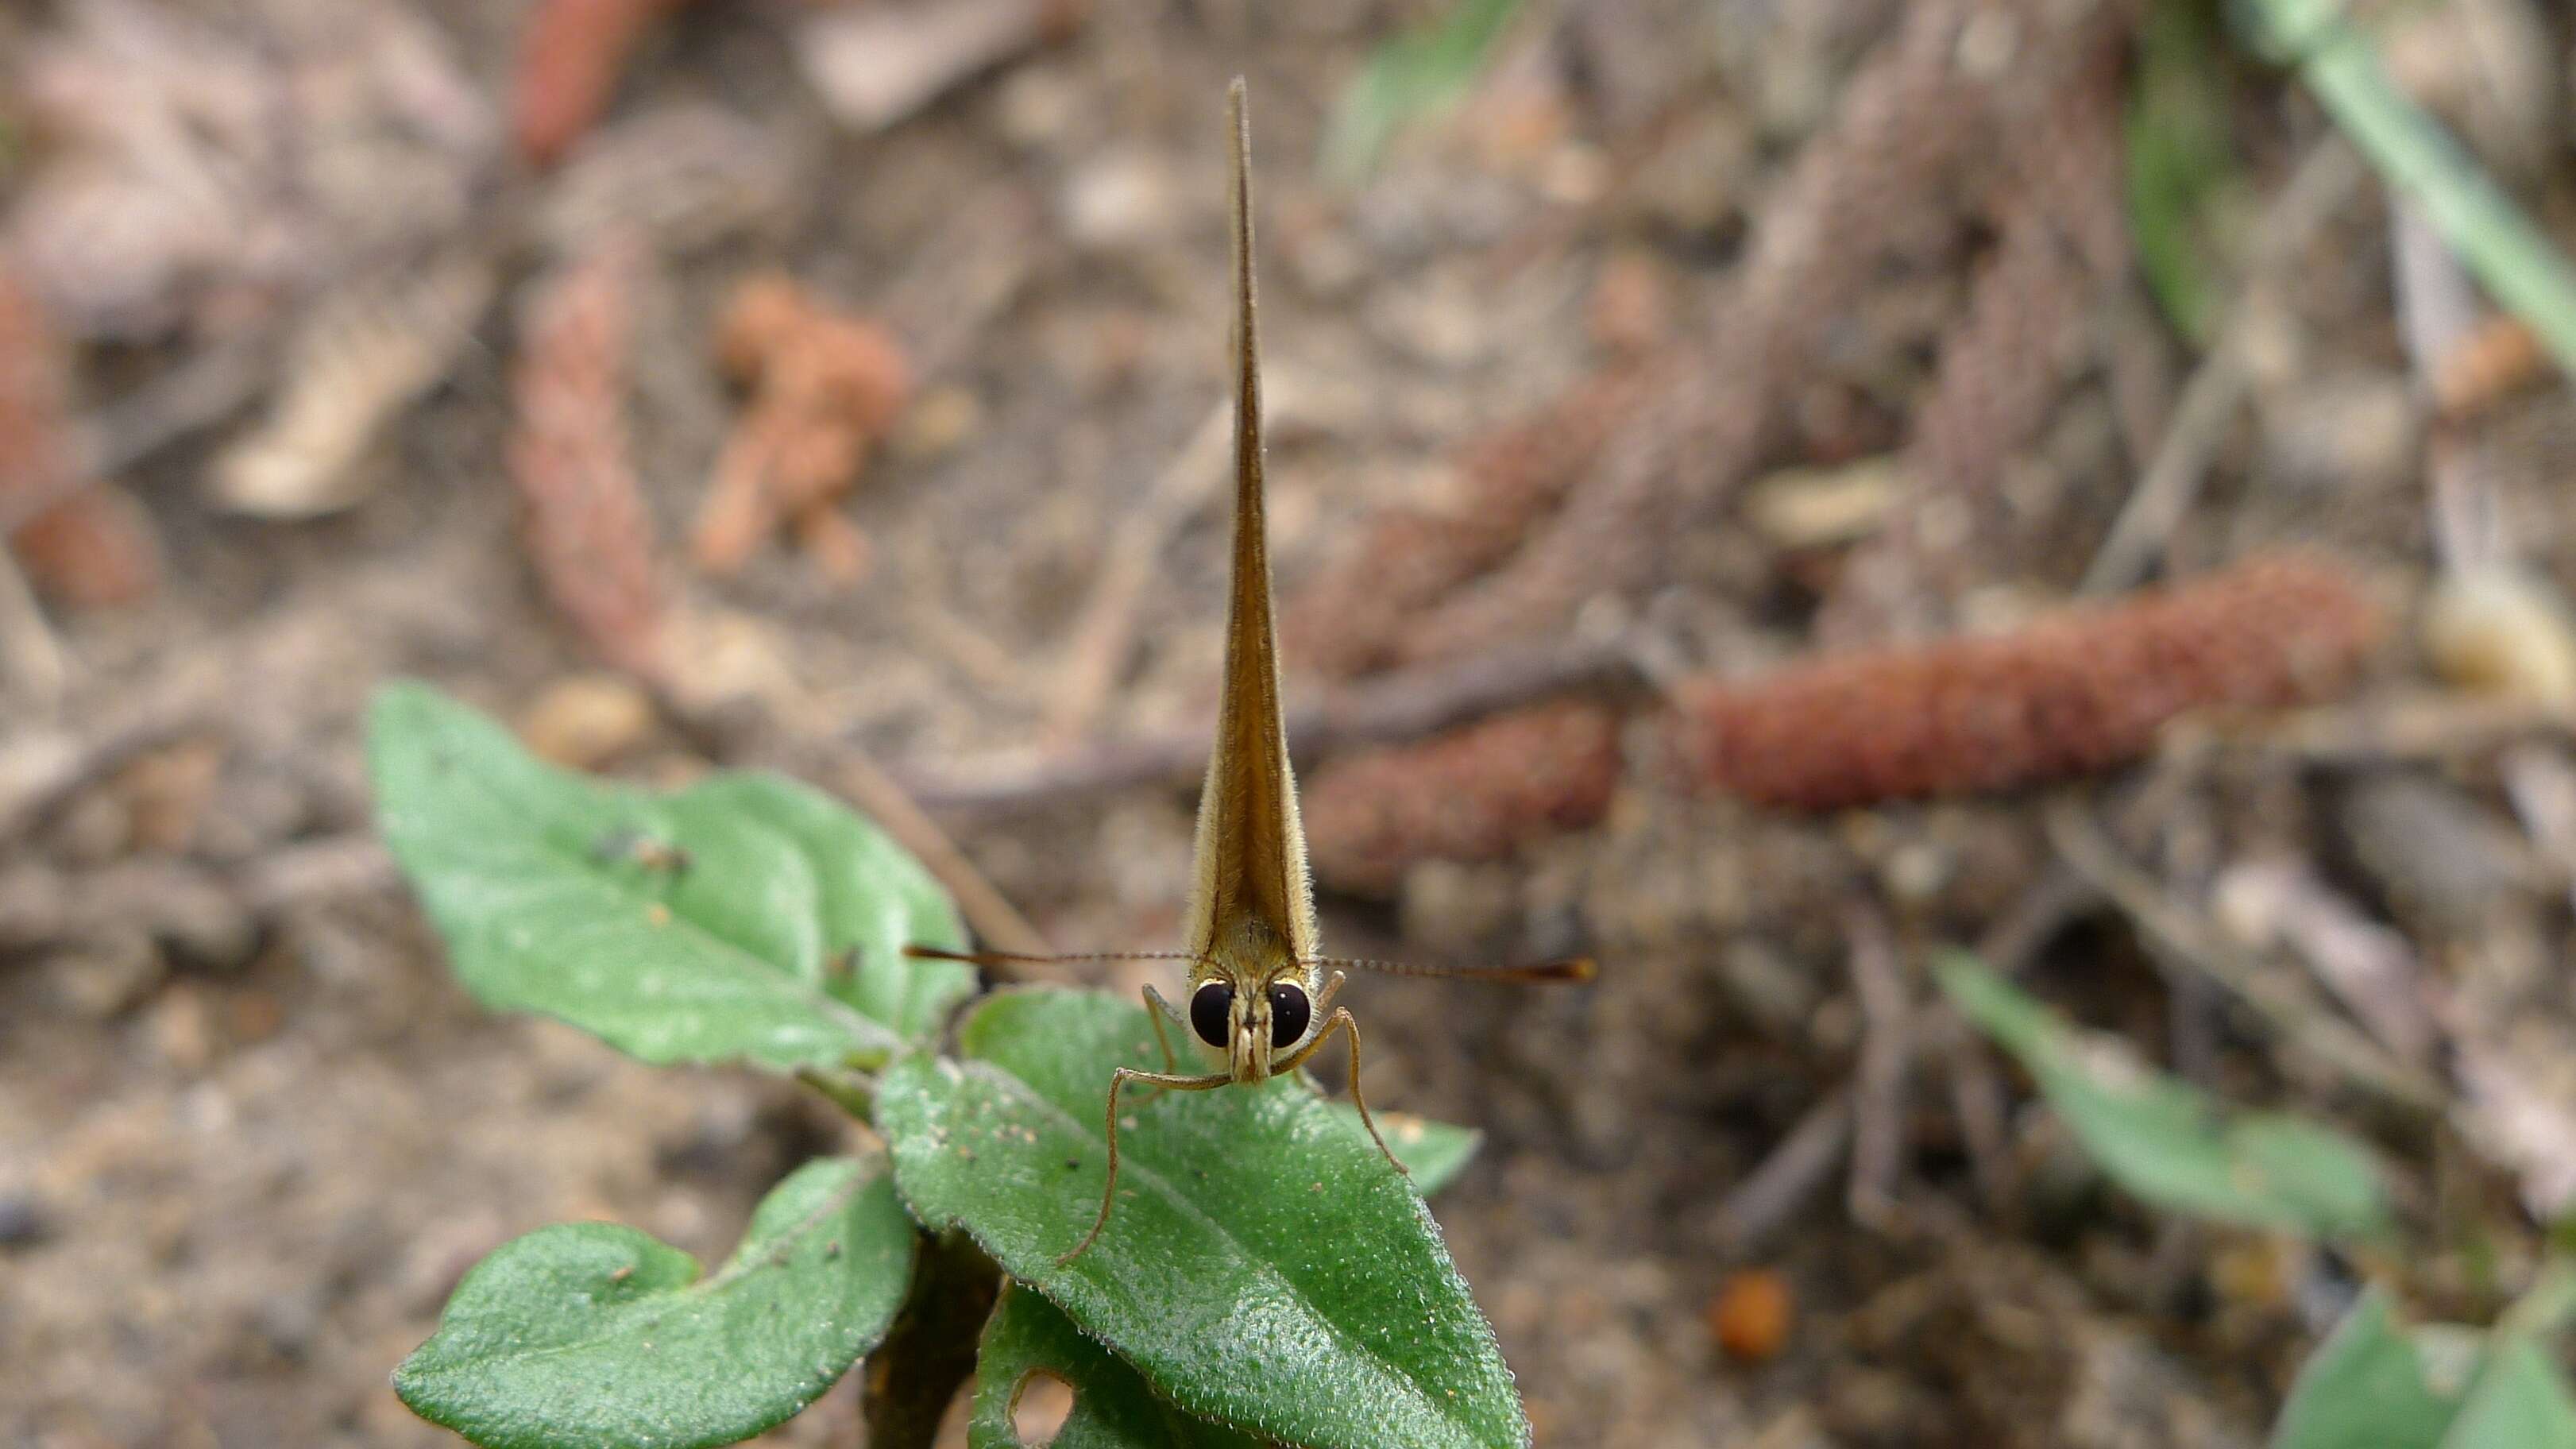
[1267, 983, 1310, 1049]
[1190, 981, 1233, 1048]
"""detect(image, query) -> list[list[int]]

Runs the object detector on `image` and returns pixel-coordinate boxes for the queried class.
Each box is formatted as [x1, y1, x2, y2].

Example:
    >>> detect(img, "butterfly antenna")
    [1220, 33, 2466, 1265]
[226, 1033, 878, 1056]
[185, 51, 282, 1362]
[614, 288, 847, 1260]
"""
[905, 945, 1207, 969]
[1303, 955, 1597, 984]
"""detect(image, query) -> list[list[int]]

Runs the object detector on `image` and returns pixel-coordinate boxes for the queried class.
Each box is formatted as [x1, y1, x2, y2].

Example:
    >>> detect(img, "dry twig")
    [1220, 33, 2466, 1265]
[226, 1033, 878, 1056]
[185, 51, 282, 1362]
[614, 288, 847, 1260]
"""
[1843, 898, 1911, 1230]
[2213, 856, 2438, 1065]
[2045, 799, 2442, 1112]
[831, 751, 1051, 964]
[1717, 1090, 1853, 1252]
[1047, 400, 1234, 740]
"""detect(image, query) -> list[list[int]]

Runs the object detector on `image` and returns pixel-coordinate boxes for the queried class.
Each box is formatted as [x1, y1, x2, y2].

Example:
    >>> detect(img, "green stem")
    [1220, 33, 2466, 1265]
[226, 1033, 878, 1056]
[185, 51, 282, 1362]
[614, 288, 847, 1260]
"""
[797, 1065, 877, 1119]
[2242, 0, 2576, 375]
[2500, 1258, 2576, 1343]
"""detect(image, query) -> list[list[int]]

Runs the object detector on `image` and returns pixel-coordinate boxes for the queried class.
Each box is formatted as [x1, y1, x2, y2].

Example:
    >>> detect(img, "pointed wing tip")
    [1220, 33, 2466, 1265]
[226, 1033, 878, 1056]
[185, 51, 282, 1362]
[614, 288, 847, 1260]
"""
[1227, 78, 1251, 174]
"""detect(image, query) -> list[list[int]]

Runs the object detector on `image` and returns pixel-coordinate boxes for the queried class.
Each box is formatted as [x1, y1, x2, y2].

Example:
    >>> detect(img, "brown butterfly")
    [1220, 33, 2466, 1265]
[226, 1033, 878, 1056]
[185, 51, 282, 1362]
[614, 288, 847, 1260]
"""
[913, 78, 1593, 1265]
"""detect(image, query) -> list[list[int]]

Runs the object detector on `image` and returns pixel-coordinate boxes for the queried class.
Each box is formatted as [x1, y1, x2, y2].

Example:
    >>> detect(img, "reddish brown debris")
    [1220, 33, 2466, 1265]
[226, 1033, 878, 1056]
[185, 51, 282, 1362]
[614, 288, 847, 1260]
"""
[692, 273, 913, 583]
[0, 270, 160, 606]
[1675, 553, 2385, 810]
[1284, 358, 1673, 678]
[508, 240, 667, 682]
[1302, 700, 1623, 894]
[513, 0, 699, 168]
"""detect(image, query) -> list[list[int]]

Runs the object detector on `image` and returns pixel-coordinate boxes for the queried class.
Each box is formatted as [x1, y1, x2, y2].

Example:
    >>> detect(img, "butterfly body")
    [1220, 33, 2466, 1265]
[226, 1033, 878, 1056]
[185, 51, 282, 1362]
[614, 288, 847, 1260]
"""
[910, 78, 1593, 1266]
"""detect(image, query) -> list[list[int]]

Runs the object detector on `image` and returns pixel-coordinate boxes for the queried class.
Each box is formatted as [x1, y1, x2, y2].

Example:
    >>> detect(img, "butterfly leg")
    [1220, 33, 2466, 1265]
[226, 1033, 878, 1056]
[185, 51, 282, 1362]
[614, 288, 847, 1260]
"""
[1273, 983, 1406, 1179]
[1141, 983, 1186, 1073]
[1060, 1063, 1228, 1266]
[1122, 985, 1192, 1109]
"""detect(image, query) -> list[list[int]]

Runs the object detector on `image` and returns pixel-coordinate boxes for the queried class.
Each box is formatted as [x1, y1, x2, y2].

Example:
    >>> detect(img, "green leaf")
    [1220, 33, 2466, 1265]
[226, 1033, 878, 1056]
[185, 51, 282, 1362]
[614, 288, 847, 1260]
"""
[1318, 0, 1524, 186]
[2270, 1289, 2480, 1449]
[1343, 1107, 1481, 1196]
[2444, 1340, 2576, 1449]
[395, 1157, 917, 1449]
[879, 987, 1527, 1449]
[970, 1284, 1265, 1449]
[368, 682, 967, 1071]
[677, 772, 974, 1042]
[1937, 954, 2389, 1240]
[2126, 0, 2245, 343]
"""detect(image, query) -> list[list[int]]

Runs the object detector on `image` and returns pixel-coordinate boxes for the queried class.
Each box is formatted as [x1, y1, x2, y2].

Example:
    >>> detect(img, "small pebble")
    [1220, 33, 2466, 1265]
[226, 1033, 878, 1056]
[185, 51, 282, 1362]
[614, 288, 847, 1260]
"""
[2421, 565, 2576, 709]
[1060, 149, 1177, 252]
[1709, 1268, 1794, 1362]
[519, 674, 655, 770]
[892, 385, 979, 461]
[1745, 458, 1902, 551]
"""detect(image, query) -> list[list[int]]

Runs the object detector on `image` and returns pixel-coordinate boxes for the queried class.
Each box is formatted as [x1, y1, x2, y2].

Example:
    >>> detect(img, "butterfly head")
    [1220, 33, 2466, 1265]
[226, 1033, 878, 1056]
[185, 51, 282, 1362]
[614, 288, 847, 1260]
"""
[1185, 923, 1316, 1084]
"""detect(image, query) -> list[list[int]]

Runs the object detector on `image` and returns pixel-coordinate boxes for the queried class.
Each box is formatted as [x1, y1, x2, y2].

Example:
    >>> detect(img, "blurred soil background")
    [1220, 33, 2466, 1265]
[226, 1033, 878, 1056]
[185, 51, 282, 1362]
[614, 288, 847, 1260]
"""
[6, 0, 2576, 1445]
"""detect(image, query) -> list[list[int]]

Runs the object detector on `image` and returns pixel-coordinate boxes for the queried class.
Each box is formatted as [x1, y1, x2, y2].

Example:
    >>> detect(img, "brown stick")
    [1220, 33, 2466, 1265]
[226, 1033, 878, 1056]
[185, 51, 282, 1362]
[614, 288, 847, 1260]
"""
[1842, 898, 1911, 1231]
[832, 746, 1052, 962]
[647, 678, 1054, 968]
[2043, 798, 2443, 1112]
[1717, 1089, 1854, 1252]
[1045, 400, 1234, 741]
[1724, 865, 2099, 1251]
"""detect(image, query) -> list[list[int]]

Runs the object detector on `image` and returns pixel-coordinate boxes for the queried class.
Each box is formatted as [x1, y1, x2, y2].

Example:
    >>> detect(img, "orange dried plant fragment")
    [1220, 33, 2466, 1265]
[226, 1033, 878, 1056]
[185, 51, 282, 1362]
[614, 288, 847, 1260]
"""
[1709, 1269, 1794, 1363]
[692, 273, 913, 583]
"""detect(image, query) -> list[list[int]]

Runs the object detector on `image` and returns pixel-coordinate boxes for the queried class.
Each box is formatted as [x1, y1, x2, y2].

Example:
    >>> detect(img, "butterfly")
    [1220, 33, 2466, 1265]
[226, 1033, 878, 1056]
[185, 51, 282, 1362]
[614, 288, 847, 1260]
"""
[913, 78, 1593, 1265]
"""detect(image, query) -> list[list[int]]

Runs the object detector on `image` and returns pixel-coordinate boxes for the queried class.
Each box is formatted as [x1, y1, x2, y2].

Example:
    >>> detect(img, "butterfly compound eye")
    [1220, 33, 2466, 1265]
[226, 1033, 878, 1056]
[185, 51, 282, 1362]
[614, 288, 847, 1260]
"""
[1190, 980, 1233, 1048]
[1266, 982, 1310, 1049]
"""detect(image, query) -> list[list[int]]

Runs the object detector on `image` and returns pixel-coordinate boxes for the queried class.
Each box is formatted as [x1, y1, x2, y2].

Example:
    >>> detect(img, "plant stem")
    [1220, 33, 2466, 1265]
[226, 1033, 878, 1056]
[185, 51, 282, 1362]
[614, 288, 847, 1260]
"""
[796, 1065, 876, 1119]
[2501, 1258, 2576, 1343]
[2240, 0, 2576, 377]
[861, 1230, 1002, 1448]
